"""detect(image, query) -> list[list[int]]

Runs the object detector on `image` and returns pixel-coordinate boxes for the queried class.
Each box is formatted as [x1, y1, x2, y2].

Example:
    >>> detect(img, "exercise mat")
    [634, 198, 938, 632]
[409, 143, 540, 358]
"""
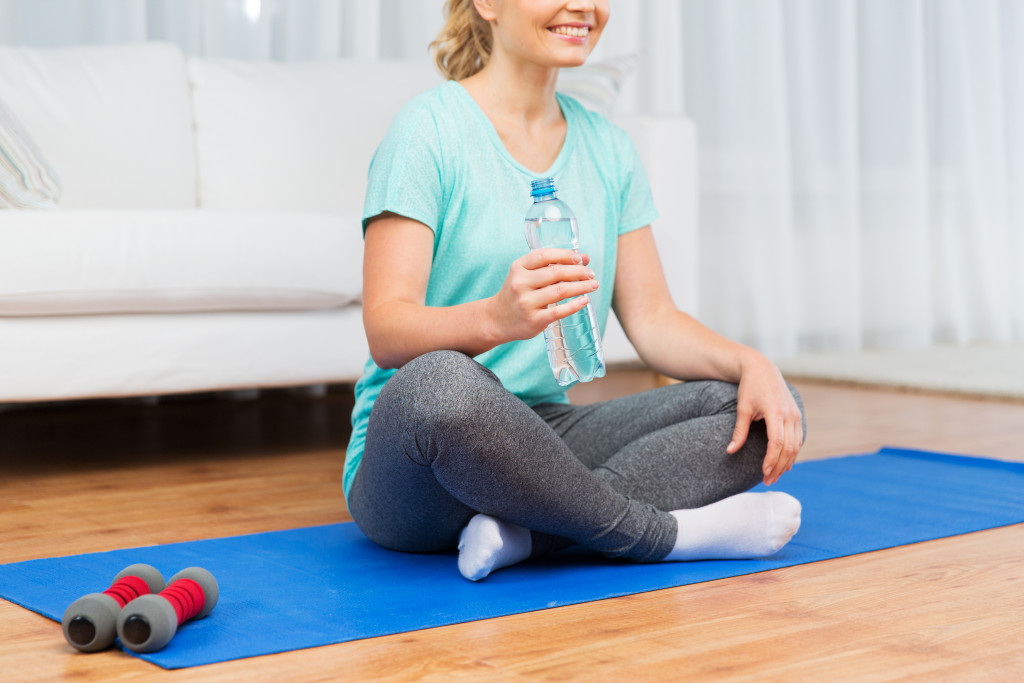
[2, 447, 1022, 669]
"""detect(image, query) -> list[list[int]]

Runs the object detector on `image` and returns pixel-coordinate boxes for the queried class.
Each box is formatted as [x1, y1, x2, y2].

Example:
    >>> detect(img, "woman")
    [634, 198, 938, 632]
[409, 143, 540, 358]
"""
[345, 0, 806, 581]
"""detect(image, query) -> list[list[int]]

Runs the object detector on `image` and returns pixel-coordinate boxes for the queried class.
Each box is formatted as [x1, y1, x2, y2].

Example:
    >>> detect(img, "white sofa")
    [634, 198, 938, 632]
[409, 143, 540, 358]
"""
[0, 42, 697, 404]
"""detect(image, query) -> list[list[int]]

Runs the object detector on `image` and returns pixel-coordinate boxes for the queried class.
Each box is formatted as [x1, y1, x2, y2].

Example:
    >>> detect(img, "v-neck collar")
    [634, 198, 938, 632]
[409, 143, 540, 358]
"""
[449, 80, 576, 179]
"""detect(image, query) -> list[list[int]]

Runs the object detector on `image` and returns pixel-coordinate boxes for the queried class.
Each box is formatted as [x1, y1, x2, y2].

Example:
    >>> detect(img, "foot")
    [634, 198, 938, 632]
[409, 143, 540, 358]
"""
[666, 491, 802, 561]
[457, 514, 532, 581]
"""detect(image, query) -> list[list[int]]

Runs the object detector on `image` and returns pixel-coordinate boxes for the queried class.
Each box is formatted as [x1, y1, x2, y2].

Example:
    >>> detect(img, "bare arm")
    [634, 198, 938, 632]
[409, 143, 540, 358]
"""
[612, 227, 804, 485]
[612, 227, 750, 381]
[362, 213, 598, 369]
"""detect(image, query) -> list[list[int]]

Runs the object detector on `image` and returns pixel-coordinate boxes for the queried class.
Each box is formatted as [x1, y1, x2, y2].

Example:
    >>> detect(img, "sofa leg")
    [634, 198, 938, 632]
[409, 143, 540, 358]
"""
[218, 389, 261, 401]
[287, 384, 328, 398]
[115, 395, 161, 407]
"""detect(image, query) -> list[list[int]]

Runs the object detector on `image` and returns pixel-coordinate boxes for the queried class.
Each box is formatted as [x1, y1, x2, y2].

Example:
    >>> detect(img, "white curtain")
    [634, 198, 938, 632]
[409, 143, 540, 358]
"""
[0, 0, 441, 59]
[2, 0, 1021, 357]
[681, 0, 1024, 357]
[0, 0, 680, 108]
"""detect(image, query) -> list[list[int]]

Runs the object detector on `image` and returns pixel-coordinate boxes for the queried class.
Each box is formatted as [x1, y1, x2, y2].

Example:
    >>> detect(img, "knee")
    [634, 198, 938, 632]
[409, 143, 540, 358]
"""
[396, 350, 479, 384]
[380, 350, 496, 435]
[785, 381, 808, 435]
[385, 351, 479, 403]
[695, 380, 741, 415]
[696, 378, 806, 436]
[733, 381, 807, 449]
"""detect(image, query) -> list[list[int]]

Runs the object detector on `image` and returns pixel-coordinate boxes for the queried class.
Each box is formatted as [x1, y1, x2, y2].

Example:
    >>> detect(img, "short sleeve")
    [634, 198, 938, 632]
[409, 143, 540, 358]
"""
[362, 95, 446, 234]
[616, 131, 659, 235]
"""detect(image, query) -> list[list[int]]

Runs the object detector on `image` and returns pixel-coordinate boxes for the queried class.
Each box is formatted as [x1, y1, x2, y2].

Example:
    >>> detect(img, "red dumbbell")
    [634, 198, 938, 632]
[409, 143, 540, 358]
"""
[116, 566, 219, 653]
[62, 563, 166, 652]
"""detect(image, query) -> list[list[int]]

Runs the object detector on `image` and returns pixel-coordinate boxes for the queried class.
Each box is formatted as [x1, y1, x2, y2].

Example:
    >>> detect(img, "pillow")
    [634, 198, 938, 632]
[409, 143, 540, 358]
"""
[0, 97, 61, 209]
[0, 43, 196, 210]
[557, 53, 639, 117]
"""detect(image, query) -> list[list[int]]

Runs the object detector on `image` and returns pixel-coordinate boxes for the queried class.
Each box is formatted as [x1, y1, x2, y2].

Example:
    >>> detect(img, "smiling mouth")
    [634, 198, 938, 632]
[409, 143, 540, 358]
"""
[549, 25, 590, 38]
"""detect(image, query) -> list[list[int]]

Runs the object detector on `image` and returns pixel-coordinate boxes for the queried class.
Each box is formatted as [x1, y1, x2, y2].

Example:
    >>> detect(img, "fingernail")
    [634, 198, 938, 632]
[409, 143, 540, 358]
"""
[587, 268, 595, 277]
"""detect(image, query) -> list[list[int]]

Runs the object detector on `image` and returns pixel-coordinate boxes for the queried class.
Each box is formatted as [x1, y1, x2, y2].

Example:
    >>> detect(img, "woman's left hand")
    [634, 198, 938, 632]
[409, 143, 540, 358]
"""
[726, 353, 804, 486]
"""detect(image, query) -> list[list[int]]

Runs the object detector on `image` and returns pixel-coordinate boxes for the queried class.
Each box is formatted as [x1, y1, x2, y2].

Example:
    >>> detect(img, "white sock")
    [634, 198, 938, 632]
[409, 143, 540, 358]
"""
[666, 491, 802, 561]
[457, 514, 532, 581]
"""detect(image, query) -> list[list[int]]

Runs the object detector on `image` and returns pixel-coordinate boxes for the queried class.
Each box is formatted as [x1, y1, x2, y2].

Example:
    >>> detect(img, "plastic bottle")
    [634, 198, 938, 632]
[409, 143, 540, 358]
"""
[524, 177, 606, 385]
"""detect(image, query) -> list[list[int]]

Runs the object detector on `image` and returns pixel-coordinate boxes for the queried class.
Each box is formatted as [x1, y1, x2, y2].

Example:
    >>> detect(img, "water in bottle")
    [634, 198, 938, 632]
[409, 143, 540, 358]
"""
[524, 177, 606, 385]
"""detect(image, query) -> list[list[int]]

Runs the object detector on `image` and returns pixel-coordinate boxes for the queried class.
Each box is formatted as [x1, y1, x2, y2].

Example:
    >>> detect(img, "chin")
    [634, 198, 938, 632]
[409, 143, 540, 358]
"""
[550, 50, 594, 69]
[564, 53, 592, 67]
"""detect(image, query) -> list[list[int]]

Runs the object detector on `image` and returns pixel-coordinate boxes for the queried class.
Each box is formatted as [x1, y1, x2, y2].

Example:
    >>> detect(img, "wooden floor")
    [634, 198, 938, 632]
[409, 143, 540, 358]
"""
[2, 374, 1023, 681]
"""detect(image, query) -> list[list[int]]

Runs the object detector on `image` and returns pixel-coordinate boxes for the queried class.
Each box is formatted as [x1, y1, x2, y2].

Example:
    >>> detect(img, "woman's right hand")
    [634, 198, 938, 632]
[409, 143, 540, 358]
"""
[363, 214, 598, 368]
[487, 248, 599, 343]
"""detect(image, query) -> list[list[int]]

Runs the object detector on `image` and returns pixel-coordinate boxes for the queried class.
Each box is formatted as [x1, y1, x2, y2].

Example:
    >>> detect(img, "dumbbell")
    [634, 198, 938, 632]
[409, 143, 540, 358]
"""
[116, 566, 219, 653]
[62, 563, 166, 652]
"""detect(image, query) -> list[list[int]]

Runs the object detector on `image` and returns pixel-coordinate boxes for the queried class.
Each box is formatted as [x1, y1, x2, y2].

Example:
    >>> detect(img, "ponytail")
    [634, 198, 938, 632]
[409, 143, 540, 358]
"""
[430, 0, 493, 81]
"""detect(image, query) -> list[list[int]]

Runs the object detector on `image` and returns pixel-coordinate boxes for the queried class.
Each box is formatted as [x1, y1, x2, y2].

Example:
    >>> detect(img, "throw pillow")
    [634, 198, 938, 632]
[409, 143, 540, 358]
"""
[556, 53, 640, 117]
[0, 96, 61, 209]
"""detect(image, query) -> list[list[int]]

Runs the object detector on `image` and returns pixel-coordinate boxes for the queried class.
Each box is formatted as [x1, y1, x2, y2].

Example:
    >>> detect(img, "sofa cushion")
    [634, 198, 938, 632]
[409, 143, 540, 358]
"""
[0, 308, 368, 401]
[0, 211, 362, 316]
[0, 96, 62, 209]
[188, 58, 442, 214]
[556, 53, 639, 117]
[0, 43, 196, 209]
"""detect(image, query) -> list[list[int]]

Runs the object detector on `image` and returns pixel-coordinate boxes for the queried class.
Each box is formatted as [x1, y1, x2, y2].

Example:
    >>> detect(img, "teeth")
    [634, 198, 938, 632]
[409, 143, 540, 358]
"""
[552, 26, 589, 37]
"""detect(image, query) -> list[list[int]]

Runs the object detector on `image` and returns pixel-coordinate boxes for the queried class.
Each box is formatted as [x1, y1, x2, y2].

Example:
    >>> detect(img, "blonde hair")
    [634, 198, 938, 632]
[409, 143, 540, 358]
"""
[430, 0, 493, 81]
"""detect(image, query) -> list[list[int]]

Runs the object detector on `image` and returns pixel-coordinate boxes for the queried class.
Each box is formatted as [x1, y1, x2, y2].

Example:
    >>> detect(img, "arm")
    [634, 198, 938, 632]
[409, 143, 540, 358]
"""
[612, 227, 804, 485]
[362, 212, 598, 370]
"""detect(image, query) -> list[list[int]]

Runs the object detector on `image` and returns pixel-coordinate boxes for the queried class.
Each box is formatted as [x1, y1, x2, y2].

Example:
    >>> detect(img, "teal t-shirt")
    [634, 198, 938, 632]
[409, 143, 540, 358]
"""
[343, 80, 659, 499]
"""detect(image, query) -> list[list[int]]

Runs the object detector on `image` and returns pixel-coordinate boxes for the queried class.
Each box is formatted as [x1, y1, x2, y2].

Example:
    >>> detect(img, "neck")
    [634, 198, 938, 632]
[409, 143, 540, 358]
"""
[460, 51, 561, 127]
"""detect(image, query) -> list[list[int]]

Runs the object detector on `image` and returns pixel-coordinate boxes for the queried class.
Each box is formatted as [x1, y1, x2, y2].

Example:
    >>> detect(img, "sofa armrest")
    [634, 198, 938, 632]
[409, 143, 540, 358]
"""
[604, 114, 699, 365]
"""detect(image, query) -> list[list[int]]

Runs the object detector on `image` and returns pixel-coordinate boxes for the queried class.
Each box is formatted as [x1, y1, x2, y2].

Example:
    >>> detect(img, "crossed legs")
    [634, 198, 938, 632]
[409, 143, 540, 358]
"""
[347, 351, 804, 580]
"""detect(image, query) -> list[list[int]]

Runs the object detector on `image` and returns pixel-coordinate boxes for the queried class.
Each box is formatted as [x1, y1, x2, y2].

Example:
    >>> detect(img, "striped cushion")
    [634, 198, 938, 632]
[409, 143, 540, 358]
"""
[0, 97, 61, 209]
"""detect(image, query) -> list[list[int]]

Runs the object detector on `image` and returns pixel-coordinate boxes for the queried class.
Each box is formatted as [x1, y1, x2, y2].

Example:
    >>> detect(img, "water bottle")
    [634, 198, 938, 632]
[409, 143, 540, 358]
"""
[524, 177, 606, 385]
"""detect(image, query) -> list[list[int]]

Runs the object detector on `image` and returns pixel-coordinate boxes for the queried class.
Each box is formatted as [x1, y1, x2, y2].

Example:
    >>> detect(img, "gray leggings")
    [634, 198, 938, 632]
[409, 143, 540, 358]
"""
[348, 350, 804, 563]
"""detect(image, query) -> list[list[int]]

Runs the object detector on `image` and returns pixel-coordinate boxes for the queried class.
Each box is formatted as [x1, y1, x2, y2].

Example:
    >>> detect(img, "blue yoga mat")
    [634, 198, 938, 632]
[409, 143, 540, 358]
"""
[2, 447, 1023, 669]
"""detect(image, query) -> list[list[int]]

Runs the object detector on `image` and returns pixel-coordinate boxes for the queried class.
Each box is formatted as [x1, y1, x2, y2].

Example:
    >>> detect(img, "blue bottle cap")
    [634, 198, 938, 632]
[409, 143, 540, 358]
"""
[530, 177, 556, 198]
